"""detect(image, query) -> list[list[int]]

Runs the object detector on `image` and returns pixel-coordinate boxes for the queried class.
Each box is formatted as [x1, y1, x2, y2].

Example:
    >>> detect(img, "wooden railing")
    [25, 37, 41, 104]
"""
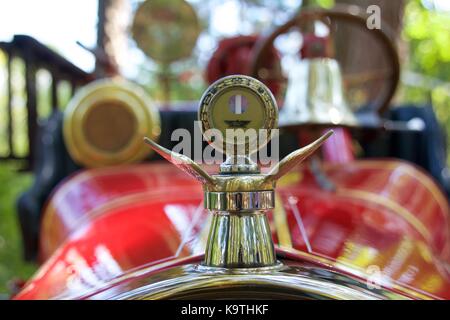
[0, 35, 94, 169]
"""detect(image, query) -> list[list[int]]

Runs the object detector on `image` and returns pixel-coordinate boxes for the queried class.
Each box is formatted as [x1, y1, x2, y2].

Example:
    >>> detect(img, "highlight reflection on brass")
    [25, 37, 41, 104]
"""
[205, 191, 275, 211]
[104, 263, 406, 300]
[204, 211, 276, 267]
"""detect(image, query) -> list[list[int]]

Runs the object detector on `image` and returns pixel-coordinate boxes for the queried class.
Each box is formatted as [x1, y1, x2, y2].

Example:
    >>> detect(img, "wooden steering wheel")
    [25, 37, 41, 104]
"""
[250, 4, 400, 118]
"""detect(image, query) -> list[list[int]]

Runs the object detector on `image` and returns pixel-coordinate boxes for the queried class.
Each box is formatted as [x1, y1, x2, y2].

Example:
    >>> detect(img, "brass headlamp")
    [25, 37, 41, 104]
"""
[64, 78, 161, 168]
[145, 75, 332, 268]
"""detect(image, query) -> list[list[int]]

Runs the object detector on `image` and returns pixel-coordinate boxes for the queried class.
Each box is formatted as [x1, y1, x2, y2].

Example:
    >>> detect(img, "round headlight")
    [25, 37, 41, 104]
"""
[63, 78, 161, 168]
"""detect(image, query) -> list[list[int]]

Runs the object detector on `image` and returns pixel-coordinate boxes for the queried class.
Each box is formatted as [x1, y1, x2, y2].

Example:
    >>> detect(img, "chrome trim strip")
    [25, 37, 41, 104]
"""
[204, 190, 275, 211]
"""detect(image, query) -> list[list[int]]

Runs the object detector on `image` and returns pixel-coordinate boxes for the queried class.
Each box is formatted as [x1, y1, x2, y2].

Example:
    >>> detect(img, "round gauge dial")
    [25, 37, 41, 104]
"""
[131, 0, 201, 64]
[199, 75, 278, 155]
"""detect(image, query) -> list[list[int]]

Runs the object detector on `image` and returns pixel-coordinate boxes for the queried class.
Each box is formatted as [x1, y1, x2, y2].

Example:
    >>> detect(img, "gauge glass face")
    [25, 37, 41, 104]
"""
[209, 87, 266, 144]
[199, 75, 278, 156]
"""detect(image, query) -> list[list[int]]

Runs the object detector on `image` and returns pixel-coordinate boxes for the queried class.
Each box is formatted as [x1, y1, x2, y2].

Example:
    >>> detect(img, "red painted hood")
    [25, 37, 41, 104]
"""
[15, 160, 450, 299]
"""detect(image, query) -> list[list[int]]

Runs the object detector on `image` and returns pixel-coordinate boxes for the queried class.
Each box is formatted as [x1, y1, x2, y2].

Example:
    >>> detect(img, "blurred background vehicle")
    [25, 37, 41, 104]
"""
[0, 0, 449, 298]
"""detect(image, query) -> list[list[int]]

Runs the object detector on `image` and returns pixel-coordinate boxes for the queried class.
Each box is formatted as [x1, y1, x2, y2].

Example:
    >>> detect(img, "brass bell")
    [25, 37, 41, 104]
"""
[280, 57, 358, 127]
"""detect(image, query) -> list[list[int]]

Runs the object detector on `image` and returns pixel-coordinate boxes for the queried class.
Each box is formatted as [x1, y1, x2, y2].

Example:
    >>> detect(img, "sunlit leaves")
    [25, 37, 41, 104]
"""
[403, 0, 450, 78]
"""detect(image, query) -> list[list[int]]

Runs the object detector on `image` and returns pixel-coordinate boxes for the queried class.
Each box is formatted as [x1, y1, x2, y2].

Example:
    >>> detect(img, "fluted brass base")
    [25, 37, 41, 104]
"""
[203, 211, 276, 268]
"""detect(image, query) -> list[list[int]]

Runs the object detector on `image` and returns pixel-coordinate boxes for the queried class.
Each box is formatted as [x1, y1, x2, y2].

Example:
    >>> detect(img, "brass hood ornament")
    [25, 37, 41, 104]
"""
[145, 75, 333, 268]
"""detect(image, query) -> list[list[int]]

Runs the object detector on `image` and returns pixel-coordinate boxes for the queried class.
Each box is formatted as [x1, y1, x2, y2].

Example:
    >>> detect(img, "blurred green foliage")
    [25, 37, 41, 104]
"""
[0, 163, 36, 295]
[403, 0, 450, 81]
[306, 0, 335, 8]
[401, 0, 450, 160]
